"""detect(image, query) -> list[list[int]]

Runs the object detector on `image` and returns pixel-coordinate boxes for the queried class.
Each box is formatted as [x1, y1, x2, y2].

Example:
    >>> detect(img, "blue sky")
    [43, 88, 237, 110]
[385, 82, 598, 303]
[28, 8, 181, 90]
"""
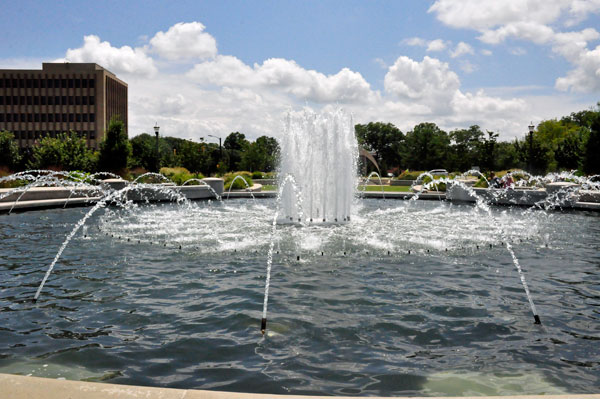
[1, 0, 599, 141]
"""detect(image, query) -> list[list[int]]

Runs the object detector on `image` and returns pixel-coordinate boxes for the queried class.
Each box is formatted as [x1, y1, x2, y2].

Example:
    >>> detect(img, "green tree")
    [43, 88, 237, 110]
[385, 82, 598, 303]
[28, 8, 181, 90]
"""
[355, 122, 404, 174]
[130, 133, 177, 171]
[99, 116, 131, 173]
[239, 136, 279, 172]
[496, 141, 521, 171]
[28, 132, 95, 171]
[402, 123, 450, 171]
[477, 130, 499, 172]
[582, 114, 600, 175]
[0, 130, 21, 171]
[448, 125, 484, 171]
[224, 132, 249, 171]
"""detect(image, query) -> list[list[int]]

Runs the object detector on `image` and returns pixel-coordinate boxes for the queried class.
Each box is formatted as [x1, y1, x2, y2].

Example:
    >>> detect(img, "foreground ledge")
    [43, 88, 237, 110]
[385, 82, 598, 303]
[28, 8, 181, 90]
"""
[1, 374, 599, 399]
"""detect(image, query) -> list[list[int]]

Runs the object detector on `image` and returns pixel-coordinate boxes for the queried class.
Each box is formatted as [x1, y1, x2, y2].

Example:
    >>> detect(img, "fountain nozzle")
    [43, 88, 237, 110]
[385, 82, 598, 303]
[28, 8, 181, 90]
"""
[261, 318, 267, 334]
[534, 315, 541, 324]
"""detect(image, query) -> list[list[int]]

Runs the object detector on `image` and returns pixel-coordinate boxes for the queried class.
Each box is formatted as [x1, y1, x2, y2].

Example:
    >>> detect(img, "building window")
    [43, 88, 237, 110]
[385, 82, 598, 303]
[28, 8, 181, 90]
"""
[62, 113, 67, 122]
[54, 96, 60, 105]
[27, 96, 33, 106]
[33, 96, 39, 105]
[47, 96, 53, 105]
[27, 114, 33, 122]
[82, 96, 88, 105]
[0, 114, 3, 122]
[41, 114, 47, 122]
[75, 96, 81, 105]
[20, 96, 25, 105]
[68, 79, 74, 88]
[89, 113, 95, 122]
[82, 114, 88, 122]
[61, 79, 67, 88]
[34, 114, 40, 122]
[89, 79, 95, 88]
[20, 114, 26, 122]
[41, 79, 47, 89]
[75, 79, 81, 89]
[82, 79, 88, 89]
[47, 114, 53, 122]
[68, 96, 74, 105]
[90, 131, 96, 139]
[62, 96, 67, 105]
[26, 79, 32, 88]
[89, 96, 95, 105]
[0, 96, 3, 105]
[33, 79, 39, 89]
[76, 114, 81, 122]
[54, 79, 59, 88]
[69, 114, 74, 122]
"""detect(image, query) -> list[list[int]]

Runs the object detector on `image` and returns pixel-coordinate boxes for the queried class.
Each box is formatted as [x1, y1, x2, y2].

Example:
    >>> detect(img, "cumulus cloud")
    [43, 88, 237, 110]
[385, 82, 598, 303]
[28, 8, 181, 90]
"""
[427, 39, 448, 52]
[187, 56, 374, 104]
[149, 22, 217, 61]
[450, 42, 474, 58]
[62, 35, 156, 76]
[429, 0, 600, 93]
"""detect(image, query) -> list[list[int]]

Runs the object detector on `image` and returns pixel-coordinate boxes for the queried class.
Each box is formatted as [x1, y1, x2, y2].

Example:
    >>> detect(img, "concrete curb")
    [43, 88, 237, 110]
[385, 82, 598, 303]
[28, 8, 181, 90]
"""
[1, 373, 598, 399]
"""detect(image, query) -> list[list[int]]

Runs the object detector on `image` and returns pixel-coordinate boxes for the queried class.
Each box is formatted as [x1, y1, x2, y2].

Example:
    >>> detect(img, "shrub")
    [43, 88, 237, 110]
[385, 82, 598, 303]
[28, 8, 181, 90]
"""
[422, 175, 447, 191]
[223, 172, 253, 190]
[397, 170, 426, 180]
[160, 167, 205, 185]
[252, 171, 264, 179]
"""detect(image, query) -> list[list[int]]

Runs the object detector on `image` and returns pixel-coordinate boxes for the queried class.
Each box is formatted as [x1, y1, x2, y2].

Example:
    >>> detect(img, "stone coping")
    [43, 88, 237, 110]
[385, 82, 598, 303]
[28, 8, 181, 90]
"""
[1, 374, 598, 399]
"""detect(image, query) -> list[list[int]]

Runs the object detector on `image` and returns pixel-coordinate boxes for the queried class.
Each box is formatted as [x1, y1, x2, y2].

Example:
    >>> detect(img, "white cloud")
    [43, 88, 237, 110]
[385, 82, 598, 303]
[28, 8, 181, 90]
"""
[427, 39, 448, 52]
[450, 42, 474, 58]
[402, 37, 427, 47]
[459, 60, 478, 73]
[187, 56, 374, 104]
[481, 49, 493, 56]
[509, 47, 527, 56]
[429, 0, 600, 93]
[42, 21, 591, 143]
[62, 35, 156, 77]
[555, 44, 600, 92]
[149, 22, 217, 61]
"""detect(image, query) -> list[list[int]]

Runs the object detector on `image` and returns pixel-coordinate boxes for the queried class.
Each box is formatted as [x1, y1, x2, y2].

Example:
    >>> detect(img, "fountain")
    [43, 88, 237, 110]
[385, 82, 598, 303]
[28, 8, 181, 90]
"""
[0, 110, 599, 396]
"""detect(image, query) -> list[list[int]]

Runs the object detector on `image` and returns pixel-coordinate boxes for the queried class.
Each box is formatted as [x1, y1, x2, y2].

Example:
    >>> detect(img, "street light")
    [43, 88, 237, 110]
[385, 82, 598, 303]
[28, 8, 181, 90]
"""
[207, 134, 223, 161]
[528, 122, 534, 173]
[154, 122, 160, 172]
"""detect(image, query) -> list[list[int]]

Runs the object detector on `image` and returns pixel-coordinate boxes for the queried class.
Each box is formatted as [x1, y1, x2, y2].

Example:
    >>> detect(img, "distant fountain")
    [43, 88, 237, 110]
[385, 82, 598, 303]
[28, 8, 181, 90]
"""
[278, 108, 358, 223]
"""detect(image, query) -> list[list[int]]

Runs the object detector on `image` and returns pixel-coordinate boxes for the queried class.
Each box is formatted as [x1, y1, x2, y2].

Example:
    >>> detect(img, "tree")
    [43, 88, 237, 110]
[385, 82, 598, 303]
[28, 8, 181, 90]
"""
[99, 116, 131, 173]
[477, 130, 499, 172]
[130, 133, 177, 171]
[582, 113, 600, 175]
[355, 122, 404, 174]
[0, 130, 21, 171]
[28, 132, 95, 171]
[239, 136, 280, 172]
[224, 132, 249, 171]
[448, 125, 484, 171]
[402, 123, 450, 171]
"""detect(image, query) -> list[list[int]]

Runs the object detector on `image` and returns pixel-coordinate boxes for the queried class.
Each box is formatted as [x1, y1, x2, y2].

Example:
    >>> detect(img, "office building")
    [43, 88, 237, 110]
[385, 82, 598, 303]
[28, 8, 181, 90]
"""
[0, 63, 127, 149]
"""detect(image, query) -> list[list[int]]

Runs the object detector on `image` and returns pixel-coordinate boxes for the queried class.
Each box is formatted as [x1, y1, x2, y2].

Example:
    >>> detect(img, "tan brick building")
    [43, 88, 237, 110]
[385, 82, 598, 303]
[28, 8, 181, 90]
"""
[0, 63, 127, 149]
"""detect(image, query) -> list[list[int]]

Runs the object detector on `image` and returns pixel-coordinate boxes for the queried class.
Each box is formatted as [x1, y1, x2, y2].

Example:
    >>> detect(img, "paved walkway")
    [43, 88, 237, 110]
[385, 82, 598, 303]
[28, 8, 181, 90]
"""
[1, 373, 598, 399]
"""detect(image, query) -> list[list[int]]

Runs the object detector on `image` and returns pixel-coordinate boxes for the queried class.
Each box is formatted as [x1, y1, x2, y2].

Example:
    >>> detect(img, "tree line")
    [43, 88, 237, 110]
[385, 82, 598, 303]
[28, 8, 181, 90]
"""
[356, 103, 600, 176]
[1, 104, 599, 177]
[0, 116, 280, 177]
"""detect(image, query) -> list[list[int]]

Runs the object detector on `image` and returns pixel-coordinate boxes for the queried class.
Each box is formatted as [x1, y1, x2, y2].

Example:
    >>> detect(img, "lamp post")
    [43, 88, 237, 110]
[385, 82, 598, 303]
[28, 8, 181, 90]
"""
[154, 122, 160, 172]
[528, 122, 534, 173]
[208, 134, 222, 159]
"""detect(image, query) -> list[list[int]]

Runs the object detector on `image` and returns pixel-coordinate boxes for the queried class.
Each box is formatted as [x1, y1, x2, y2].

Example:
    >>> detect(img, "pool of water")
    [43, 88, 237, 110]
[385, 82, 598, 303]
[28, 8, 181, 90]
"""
[0, 199, 598, 396]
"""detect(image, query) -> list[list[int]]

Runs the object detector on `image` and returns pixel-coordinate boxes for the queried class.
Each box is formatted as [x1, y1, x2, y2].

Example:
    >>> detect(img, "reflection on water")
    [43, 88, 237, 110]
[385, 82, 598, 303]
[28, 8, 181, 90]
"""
[0, 199, 598, 396]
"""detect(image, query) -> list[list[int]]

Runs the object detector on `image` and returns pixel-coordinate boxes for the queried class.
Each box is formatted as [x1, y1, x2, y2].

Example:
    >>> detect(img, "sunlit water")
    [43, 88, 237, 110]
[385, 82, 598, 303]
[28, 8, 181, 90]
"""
[0, 199, 598, 396]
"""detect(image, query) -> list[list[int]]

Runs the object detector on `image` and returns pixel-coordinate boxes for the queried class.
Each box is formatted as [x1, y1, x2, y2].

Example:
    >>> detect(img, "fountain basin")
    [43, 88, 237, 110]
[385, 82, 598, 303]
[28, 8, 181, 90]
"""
[1, 199, 598, 397]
